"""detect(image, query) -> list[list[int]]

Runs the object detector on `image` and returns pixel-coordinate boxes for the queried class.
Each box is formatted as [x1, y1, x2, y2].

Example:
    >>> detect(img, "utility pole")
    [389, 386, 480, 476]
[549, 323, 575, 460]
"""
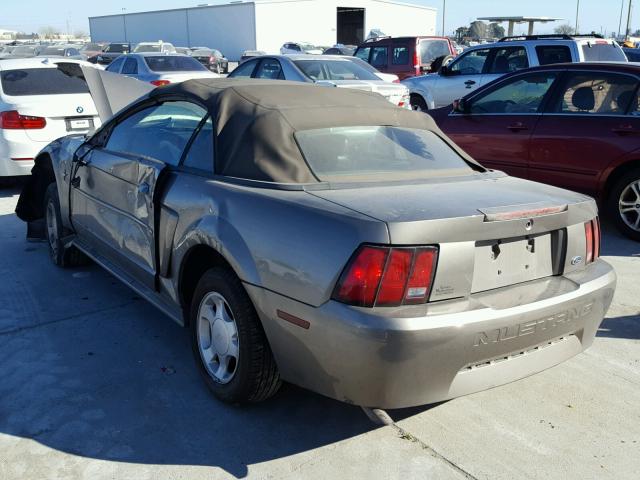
[442, 0, 446, 37]
[626, 0, 633, 39]
[575, 0, 580, 34]
[122, 8, 128, 42]
[619, 0, 625, 39]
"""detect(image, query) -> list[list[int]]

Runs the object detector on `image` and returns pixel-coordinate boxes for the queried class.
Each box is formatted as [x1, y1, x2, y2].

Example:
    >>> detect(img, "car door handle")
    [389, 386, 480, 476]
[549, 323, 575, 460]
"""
[507, 123, 528, 132]
[612, 125, 640, 135]
[464, 80, 476, 88]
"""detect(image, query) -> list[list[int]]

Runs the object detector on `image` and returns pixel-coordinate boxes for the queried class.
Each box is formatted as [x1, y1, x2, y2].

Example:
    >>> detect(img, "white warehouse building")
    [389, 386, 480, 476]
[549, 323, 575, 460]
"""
[89, 0, 437, 61]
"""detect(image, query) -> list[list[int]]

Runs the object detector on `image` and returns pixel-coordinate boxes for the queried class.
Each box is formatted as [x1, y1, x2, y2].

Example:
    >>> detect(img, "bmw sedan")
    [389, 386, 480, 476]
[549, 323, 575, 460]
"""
[228, 54, 410, 109]
[0, 58, 100, 177]
[16, 77, 615, 408]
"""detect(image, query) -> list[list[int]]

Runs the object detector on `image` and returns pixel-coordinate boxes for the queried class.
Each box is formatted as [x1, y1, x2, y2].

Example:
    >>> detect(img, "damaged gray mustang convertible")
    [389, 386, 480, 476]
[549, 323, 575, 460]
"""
[16, 78, 616, 408]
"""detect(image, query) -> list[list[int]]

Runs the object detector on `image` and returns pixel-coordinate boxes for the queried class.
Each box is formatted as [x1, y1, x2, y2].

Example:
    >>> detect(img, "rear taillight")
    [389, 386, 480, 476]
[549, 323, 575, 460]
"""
[150, 80, 171, 87]
[0, 110, 46, 130]
[333, 245, 438, 307]
[413, 49, 420, 76]
[398, 92, 411, 109]
[584, 218, 601, 264]
[392, 79, 400, 83]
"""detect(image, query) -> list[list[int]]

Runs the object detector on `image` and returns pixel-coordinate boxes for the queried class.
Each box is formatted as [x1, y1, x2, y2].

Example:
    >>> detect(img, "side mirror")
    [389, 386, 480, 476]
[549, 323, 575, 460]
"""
[452, 98, 469, 113]
[439, 65, 450, 76]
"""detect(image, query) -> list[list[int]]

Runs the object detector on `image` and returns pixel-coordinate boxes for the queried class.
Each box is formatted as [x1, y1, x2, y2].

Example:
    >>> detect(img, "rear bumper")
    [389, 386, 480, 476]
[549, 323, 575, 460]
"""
[0, 134, 37, 176]
[248, 260, 616, 408]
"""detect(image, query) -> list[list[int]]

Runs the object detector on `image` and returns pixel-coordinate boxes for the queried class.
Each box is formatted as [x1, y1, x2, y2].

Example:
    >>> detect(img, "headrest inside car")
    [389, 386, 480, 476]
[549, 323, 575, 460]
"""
[572, 86, 595, 111]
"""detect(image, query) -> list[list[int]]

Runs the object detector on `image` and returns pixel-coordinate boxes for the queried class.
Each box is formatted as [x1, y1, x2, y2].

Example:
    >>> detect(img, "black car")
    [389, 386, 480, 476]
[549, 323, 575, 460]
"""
[87, 42, 131, 65]
[323, 45, 356, 56]
[623, 47, 640, 62]
[191, 48, 228, 73]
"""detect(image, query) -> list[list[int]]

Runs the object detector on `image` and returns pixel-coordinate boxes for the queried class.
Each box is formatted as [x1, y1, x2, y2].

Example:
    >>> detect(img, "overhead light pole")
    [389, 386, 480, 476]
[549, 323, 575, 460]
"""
[122, 7, 128, 42]
[619, 0, 625, 39]
[575, 0, 580, 34]
[442, 0, 446, 37]
[626, 0, 633, 38]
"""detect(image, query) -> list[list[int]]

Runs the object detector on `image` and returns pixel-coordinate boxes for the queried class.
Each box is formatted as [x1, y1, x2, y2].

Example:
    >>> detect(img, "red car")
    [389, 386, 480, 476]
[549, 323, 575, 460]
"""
[430, 62, 640, 241]
[354, 36, 456, 80]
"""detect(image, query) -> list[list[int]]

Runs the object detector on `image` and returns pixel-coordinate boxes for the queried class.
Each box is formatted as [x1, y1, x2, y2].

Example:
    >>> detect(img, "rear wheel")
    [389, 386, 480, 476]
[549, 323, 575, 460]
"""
[607, 168, 640, 241]
[190, 267, 281, 403]
[410, 94, 428, 112]
[44, 183, 88, 267]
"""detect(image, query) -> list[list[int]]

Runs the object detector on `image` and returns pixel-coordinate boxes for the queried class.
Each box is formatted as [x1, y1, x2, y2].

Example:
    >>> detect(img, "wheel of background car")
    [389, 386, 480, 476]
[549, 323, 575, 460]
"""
[410, 94, 428, 112]
[44, 184, 88, 268]
[190, 267, 281, 403]
[431, 54, 454, 73]
[608, 168, 640, 241]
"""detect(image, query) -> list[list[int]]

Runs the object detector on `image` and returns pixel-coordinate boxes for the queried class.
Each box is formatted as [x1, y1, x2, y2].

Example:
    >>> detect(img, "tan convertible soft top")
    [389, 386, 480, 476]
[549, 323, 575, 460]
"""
[149, 78, 484, 184]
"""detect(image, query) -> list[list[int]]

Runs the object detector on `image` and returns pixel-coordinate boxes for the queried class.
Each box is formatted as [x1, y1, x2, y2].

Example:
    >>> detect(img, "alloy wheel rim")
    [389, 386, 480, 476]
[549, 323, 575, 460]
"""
[45, 200, 58, 257]
[619, 179, 640, 232]
[197, 291, 239, 384]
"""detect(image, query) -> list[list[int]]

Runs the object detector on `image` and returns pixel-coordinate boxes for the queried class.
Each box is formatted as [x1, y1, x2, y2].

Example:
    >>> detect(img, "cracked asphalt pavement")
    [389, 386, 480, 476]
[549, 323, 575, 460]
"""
[0, 183, 638, 480]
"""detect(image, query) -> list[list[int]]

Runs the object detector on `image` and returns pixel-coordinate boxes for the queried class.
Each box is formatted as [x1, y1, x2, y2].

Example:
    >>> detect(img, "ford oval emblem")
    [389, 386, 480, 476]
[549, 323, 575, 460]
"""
[571, 256, 584, 266]
[76, 106, 84, 114]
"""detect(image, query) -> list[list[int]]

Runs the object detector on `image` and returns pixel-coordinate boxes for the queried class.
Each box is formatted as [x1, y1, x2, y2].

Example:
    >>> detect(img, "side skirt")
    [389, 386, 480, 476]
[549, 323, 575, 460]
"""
[72, 237, 184, 326]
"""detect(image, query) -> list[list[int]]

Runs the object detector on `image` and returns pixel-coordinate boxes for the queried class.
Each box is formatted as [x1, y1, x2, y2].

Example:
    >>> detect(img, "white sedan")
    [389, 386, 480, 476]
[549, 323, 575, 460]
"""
[229, 54, 411, 109]
[0, 58, 101, 177]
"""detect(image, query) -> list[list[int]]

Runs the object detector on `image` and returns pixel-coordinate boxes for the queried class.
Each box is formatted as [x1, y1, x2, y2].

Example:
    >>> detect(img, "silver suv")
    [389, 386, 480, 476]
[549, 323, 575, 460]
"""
[403, 34, 628, 111]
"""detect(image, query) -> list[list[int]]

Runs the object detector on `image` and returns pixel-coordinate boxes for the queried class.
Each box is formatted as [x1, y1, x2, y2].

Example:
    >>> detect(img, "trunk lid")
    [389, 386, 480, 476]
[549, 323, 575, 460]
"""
[327, 80, 408, 106]
[146, 72, 219, 84]
[309, 173, 597, 301]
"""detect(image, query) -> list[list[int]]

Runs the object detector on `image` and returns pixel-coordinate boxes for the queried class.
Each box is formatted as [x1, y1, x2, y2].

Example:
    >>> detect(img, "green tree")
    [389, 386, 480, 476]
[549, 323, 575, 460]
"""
[554, 24, 575, 35]
[469, 21, 488, 40]
[488, 23, 505, 39]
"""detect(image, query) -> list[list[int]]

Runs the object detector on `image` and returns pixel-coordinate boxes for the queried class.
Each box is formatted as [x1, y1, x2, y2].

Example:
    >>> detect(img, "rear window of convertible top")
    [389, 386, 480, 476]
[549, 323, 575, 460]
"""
[295, 126, 475, 182]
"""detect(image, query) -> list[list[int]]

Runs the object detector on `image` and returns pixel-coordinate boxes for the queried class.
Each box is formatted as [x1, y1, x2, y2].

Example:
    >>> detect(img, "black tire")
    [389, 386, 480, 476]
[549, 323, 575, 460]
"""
[431, 54, 454, 73]
[607, 168, 640, 241]
[44, 183, 88, 267]
[190, 267, 281, 404]
[410, 94, 428, 112]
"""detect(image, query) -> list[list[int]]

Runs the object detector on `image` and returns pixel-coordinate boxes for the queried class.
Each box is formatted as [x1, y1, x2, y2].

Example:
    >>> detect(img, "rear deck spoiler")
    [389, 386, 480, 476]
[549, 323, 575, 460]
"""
[479, 202, 568, 222]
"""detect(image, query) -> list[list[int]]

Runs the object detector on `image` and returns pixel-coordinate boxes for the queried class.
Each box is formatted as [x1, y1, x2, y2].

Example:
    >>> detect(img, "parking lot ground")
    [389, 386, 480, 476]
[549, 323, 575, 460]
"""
[0, 183, 638, 480]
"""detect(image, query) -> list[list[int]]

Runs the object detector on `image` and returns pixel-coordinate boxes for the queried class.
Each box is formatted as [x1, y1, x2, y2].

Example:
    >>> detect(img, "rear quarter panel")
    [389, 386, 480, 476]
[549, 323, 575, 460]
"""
[163, 174, 389, 307]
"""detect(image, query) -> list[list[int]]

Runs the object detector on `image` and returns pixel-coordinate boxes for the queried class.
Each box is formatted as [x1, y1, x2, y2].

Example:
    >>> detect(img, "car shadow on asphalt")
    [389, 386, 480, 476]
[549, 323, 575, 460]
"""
[600, 219, 640, 257]
[597, 314, 640, 340]
[0, 212, 377, 478]
[0, 177, 26, 198]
